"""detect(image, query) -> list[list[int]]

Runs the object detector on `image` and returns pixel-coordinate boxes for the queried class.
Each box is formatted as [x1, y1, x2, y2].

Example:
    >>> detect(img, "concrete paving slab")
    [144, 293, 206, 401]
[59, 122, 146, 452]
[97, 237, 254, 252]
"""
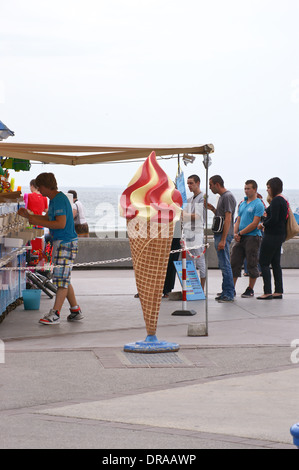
[38, 368, 298, 445]
[1, 268, 299, 449]
[2, 269, 299, 349]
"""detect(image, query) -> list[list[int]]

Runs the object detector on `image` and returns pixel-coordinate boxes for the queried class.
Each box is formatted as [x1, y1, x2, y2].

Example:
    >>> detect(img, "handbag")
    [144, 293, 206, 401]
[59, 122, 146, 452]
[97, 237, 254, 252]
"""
[285, 205, 299, 241]
[279, 195, 299, 241]
[212, 215, 224, 233]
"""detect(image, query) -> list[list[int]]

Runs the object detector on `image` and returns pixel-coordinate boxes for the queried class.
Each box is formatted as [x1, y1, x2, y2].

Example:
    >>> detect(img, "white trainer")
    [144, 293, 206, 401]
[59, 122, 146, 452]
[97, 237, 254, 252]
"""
[67, 306, 84, 322]
[39, 309, 60, 325]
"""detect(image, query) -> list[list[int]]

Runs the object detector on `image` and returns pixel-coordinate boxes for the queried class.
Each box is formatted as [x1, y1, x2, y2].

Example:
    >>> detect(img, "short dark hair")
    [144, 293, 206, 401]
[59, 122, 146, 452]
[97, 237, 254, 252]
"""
[245, 179, 258, 190]
[30, 179, 38, 189]
[35, 173, 58, 191]
[187, 174, 200, 184]
[210, 175, 224, 187]
[68, 190, 78, 200]
[267, 177, 283, 198]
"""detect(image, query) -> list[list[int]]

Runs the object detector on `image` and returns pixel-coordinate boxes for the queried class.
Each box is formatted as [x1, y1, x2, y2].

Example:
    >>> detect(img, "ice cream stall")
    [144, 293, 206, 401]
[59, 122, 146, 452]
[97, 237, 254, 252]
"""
[0, 142, 214, 336]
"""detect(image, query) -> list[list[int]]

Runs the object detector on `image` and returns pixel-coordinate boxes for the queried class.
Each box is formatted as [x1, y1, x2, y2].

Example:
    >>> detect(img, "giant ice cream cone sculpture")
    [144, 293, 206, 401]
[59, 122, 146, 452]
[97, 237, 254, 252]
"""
[120, 151, 182, 350]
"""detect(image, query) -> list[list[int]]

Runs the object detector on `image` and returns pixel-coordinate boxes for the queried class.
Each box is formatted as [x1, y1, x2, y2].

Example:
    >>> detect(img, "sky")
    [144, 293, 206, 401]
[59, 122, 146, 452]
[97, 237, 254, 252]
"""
[1, 0, 299, 191]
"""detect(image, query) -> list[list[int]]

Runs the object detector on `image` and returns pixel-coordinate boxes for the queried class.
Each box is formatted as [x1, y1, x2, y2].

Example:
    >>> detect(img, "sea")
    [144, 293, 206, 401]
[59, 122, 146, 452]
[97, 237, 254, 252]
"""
[22, 186, 299, 236]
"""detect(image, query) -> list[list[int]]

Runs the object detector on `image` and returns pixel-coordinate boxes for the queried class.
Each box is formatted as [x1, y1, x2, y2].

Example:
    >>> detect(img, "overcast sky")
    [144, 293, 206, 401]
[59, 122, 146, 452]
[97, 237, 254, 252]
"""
[1, 0, 299, 191]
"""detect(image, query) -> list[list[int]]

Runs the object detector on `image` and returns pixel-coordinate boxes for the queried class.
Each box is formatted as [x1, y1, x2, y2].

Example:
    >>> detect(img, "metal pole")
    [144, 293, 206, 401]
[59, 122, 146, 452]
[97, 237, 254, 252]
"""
[182, 248, 187, 311]
[186, 152, 211, 334]
[204, 154, 209, 335]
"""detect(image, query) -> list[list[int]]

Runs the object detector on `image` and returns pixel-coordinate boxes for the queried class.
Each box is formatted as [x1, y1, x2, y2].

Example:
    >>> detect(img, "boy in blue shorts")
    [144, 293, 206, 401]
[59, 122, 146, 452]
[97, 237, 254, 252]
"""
[18, 172, 83, 325]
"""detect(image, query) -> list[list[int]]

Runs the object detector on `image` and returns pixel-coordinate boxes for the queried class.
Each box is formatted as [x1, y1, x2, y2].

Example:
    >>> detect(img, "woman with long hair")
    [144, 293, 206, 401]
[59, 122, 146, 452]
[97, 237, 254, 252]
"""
[257, 177, 288, 300]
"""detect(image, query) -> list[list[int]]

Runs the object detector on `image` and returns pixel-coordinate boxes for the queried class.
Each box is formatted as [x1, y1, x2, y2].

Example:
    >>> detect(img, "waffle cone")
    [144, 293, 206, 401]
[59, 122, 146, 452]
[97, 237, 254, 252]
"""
[127, 217, 174, 336]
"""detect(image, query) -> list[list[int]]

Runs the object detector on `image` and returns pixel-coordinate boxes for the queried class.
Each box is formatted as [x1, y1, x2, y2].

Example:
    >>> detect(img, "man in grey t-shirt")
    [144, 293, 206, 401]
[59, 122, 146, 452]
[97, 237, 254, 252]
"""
[214, 190, 236, 237]
[206, 175, 236, 302]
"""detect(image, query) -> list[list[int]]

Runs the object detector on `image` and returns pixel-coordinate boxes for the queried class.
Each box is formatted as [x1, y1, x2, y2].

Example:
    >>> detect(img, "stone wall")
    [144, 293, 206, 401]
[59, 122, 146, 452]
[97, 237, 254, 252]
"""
[74, 237, 299, 269]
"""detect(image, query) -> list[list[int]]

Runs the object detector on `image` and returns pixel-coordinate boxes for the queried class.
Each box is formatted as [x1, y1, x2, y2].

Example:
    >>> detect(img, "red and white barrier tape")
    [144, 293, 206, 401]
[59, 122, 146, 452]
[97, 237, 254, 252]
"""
[180, 238, 207, 259]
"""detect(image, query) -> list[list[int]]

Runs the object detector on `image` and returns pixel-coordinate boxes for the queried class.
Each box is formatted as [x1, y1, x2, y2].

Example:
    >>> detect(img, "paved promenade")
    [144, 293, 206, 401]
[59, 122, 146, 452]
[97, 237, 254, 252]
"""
[0, 268, 299, 449]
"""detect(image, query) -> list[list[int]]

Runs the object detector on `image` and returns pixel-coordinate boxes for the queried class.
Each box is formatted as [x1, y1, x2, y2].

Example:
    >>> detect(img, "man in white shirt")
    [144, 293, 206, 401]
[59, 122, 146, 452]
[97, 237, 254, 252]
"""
[182, 174, 206, 289]
[68, 190, 89, 237]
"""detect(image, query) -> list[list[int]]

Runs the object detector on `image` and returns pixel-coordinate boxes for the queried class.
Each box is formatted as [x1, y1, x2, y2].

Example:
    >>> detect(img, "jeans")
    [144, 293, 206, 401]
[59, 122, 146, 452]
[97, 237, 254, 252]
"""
[214, 234, 235, 299]
[259, 234, 284, 295]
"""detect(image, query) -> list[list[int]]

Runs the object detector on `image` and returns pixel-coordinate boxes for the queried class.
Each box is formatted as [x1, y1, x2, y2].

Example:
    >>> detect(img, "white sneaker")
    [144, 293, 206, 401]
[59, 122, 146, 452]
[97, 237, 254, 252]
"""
[39, 309, 60, 325]
[67, 306, 84, 322]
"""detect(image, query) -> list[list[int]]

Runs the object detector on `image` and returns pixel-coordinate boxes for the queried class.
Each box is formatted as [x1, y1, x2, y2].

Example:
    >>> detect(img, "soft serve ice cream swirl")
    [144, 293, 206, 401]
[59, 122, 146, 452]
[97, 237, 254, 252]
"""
[119, 151, 182, 223]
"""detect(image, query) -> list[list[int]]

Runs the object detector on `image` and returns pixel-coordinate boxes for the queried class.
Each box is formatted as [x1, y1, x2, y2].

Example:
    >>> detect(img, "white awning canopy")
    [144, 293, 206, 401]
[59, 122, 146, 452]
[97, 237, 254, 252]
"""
[0, 142, 214, 165]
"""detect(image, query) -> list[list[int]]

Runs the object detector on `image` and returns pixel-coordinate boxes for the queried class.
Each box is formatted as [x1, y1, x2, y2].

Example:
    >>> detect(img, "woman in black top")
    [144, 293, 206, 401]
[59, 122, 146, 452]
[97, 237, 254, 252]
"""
[257, 177, 288, 299]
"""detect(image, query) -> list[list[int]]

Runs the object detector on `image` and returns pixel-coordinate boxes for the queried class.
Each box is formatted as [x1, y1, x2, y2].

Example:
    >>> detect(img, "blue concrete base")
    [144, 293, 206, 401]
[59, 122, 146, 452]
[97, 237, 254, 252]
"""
[124, 335, 180, 353]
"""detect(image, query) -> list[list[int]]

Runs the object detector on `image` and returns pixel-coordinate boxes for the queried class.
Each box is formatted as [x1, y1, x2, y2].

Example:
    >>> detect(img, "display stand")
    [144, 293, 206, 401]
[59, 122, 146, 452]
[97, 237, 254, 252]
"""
[0, 197, 28, 320]
[171, 248, 197, 316]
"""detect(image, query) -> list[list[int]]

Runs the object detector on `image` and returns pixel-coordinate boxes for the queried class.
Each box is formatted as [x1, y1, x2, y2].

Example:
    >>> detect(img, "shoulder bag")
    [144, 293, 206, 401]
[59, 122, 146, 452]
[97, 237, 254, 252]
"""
[212, 215, 224, 233]
[286, 205, 299, 241]
[281, 196, 299, 241]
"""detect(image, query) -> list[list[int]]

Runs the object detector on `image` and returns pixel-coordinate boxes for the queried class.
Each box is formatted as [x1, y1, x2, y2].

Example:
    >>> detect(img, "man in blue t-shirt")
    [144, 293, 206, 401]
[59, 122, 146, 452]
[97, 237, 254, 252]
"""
[231, 179, 265, 298]
[18, 172, 83, 325]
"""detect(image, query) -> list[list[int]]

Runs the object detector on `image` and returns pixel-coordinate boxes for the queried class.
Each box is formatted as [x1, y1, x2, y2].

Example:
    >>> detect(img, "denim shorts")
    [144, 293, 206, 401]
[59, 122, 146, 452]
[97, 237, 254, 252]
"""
[52, 240, 78, 288]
